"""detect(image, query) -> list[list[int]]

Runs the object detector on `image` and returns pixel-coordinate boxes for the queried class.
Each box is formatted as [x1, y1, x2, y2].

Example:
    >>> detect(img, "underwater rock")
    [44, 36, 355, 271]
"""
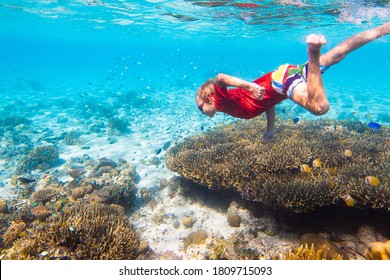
[166, 119, 390, 212]
[227, 206, 241, 227]
[183, 230, 208, 253]
[356, 224, 378, 256]
[72, 187, 87, 200]
[67, 168, 87, 179]
[182, 216, 196, 228]
[88, 189, 111, 204]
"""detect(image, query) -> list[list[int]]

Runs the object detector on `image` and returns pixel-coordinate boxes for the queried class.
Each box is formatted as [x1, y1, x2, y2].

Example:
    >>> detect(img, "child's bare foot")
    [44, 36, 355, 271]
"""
[306, 34, 326, 54]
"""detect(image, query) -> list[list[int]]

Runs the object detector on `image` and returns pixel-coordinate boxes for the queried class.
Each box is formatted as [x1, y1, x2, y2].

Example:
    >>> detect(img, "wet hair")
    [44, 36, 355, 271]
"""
[196, 78, 215, 103]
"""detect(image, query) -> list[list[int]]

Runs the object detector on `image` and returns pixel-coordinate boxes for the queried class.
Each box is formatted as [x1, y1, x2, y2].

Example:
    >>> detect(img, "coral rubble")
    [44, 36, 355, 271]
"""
[166, 119, 390, 212]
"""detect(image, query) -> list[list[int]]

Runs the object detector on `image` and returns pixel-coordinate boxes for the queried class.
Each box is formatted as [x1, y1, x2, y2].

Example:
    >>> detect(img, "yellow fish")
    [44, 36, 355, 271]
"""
[312, 158, 322, 168]
[342, 194, 356, 207]
[325, 168, 337, 176]
[365, 176, 381, 187]
[344, 149, 352, 158]
[300, 164, 311, 173]
[366, 113, 371, 119]
[327, 180, 335, 188]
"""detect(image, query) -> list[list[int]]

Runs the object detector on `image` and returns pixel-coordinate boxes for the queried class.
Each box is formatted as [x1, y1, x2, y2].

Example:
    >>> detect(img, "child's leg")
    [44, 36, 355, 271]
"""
[290, 35, 329, 116]
[320, 22, 390, 67]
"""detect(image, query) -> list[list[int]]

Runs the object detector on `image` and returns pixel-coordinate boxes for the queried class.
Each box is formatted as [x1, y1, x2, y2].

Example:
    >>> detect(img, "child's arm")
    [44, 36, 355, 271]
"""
[215, 73, 265, 100]
[263, 106, 276, 142]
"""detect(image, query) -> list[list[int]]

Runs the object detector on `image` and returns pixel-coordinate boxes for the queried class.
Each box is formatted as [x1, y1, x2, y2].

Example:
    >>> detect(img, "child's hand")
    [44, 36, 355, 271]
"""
[248, 83, 265, 100]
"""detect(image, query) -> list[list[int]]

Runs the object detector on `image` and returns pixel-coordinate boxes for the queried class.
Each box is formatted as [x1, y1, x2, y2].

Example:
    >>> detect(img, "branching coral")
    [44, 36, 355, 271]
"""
[365, 240, 390, 260]
[4, 203, 140, 260]
[16, 145, 60, 174]
[166, 119, 389, 212]
[278, 243, 344, 260]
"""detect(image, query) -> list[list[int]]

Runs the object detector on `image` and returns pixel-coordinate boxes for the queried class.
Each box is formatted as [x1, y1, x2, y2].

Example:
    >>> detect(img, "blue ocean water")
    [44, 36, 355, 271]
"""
[0, 0, 390, 262]
[1, 0, 389, 127]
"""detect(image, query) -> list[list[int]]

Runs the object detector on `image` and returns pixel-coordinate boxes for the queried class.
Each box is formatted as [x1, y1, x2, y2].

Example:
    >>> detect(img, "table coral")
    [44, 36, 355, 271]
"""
[166, 120, 389, 212]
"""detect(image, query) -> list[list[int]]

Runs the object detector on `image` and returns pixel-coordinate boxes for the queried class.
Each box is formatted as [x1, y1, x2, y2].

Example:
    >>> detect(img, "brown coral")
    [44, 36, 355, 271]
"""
[4, 203, 140, 260]
[166, 119, 389, 212]
[31, 187, 59, 204]
[3, 220, 26, 247]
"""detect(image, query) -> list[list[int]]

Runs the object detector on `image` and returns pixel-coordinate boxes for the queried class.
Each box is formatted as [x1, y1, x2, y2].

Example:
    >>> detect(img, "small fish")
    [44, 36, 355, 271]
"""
[366, 113, 371, 119]
[18, 177, 36, 184]
[300, 164, 311, 173]
[293, 117, 300, 124]
[281, 107, 287, 114]
[368, 122, 381, 130]
[342, 194, 356, 207]
[327, 180, 335, 188]
[312, 158, 322, 168]
[325, 168, 337, 176]
[30, 201, 39, 208]
[344, 149, 353, 158]
[39, 251, 49, 257]
[365, 176, 381, 187]
[155, 148, 162, 155]
[69, 226, 75, 232]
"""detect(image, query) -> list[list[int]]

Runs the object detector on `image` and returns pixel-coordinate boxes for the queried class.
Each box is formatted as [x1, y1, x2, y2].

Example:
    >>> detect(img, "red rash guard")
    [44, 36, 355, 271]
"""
[213, 72, 287, 119]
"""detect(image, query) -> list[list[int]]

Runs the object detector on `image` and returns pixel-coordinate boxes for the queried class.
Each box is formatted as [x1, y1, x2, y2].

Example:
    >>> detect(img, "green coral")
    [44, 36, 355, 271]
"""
[166, 119, 389, 212]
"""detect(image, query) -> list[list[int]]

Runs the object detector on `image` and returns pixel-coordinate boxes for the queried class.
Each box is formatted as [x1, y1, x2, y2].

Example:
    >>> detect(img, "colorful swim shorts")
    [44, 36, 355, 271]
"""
[271, 62, 329, 99]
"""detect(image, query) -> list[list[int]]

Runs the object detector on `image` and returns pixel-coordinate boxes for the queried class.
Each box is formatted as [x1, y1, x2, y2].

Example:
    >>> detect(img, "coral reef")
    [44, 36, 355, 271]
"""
[31, 187, 60, 204]
[16, 145, 60, 174]
[365, 240, 390, 260]
[166, 119, 390, 212]
[277, 243, 344, 260]
[62, 131, 83, 146]
[3, 203, 140, 260]
[107, 117, 130, 135]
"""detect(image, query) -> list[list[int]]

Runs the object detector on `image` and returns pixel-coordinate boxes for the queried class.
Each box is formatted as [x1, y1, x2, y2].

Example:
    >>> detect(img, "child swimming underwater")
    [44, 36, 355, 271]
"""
[196, 22, 390, 141]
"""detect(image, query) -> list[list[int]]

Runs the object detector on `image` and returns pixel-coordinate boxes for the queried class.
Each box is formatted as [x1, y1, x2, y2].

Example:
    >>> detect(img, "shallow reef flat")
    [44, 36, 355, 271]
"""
[0, 118, 389, 260]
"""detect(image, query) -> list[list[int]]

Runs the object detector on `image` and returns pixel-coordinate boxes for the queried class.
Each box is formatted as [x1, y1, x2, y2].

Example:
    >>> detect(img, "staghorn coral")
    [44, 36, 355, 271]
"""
[4, 203, 140, 260]
[166, 119, 390, 212]
[365, 240, 390, 260]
